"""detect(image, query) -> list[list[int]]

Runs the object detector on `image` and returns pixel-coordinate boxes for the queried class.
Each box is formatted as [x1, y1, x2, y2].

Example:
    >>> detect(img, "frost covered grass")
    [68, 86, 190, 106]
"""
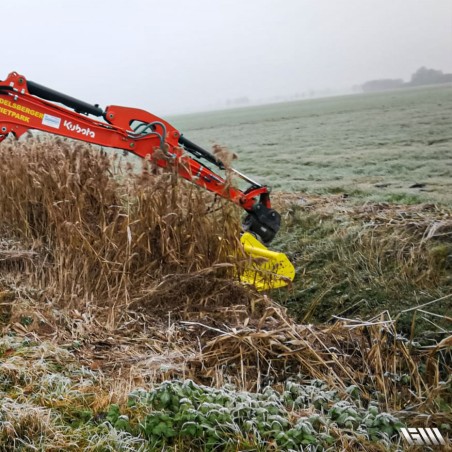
[171, 84, 452, 204]
[0, 137, 450, 450]
[0, 336, 409, 451]
[270, 194, 452, 336]
[109, 379, 405, 450]
[0, 311, 450, 449]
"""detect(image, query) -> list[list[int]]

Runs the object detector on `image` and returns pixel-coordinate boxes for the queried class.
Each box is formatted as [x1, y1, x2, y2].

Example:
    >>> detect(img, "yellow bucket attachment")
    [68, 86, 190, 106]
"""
[239, 232, 295, 291]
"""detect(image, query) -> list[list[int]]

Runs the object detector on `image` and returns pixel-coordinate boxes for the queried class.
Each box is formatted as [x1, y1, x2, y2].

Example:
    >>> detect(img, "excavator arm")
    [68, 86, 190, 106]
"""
[0, 71, 280, 243]
[0, 71, 295, 288]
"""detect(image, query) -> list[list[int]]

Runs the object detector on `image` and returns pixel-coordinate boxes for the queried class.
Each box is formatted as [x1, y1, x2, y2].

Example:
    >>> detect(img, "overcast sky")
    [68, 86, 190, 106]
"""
[3, 0, 452, 114]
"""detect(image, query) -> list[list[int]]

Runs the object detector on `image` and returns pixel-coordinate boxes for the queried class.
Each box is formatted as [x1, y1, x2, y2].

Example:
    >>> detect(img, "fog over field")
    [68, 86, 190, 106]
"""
[169, 85, 452, 204]
[2, 0, 452, 114]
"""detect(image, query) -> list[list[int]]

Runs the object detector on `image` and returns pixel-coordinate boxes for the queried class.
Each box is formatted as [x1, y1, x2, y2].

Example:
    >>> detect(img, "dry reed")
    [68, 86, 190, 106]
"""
[0, 137, 450, 447]
[0, 136, 246, 326]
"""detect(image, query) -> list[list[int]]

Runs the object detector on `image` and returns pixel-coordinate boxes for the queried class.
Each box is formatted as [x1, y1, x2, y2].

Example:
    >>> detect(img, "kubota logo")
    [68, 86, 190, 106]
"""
[63, 120, 95, 138]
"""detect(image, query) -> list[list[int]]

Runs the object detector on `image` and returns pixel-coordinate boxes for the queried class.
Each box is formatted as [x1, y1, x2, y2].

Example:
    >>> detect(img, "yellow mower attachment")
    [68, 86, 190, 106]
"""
[239, 232, 295, 291]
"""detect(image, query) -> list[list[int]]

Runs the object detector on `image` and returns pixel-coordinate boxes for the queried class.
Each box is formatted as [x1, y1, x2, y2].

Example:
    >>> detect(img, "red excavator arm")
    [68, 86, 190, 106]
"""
[0, 71, 280, 243]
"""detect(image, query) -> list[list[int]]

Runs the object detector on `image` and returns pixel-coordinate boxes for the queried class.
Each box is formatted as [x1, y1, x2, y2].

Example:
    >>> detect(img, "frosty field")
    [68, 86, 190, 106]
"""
[0, 104, 450, 450]
[170, 84, 452, 204]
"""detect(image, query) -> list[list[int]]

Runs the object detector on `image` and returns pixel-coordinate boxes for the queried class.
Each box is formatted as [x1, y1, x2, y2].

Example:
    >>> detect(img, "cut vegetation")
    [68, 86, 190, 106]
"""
[0, 138, 450, 450]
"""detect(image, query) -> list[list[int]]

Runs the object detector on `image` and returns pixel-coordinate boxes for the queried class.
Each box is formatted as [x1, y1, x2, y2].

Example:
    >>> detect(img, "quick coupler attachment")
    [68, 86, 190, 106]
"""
[243, 203, 281, 244]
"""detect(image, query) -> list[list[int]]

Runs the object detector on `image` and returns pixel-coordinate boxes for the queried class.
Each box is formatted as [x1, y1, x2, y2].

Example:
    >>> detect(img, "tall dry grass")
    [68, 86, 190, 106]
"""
[0, 138, 450, 450]
[0, 136, 245, 326]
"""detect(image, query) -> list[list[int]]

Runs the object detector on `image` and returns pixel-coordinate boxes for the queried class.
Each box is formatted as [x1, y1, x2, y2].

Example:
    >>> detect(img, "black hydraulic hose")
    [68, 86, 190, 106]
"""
[27, 80, 104, 117]
[178, 135, 223, 169]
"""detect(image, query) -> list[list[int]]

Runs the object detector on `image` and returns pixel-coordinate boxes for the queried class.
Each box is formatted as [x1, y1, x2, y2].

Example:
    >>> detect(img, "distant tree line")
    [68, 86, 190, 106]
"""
[362, 67, 452, 93]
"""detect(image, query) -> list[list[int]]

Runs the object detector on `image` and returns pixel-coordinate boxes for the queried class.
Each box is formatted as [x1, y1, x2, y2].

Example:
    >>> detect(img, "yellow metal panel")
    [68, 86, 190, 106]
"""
[239, 232, 296, 290]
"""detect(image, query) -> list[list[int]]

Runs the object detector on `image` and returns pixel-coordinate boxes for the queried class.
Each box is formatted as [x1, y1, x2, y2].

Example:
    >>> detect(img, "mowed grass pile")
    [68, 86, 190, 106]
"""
[0, 136, 245, 324]
[0, 311, 450, 450]
[273, 193, 452, 336]
[0, 138, 451, 450]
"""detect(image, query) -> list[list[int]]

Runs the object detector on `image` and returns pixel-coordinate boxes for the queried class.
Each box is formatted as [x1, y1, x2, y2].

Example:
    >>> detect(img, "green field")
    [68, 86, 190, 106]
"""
[170, 84, 452, 204]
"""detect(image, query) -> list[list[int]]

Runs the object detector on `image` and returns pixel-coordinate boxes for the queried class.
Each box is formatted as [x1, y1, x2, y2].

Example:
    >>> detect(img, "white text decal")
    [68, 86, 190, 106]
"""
[63, 120, 95, 138]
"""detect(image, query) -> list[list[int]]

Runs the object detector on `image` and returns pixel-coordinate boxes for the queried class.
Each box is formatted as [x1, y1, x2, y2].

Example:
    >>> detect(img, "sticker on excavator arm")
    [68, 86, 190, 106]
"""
[239, 232, 295, 290]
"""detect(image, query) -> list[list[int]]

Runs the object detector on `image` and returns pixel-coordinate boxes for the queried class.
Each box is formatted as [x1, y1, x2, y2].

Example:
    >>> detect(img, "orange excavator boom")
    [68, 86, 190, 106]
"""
[0, 71, 280, 244]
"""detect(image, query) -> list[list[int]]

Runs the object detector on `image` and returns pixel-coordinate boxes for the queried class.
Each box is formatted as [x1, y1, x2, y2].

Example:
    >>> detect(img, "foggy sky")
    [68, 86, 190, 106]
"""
[3, 0, 452, 114]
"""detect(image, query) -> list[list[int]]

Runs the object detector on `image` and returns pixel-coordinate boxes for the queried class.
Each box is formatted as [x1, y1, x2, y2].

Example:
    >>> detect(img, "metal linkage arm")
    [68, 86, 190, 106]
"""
[0, 71, 281, 242]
